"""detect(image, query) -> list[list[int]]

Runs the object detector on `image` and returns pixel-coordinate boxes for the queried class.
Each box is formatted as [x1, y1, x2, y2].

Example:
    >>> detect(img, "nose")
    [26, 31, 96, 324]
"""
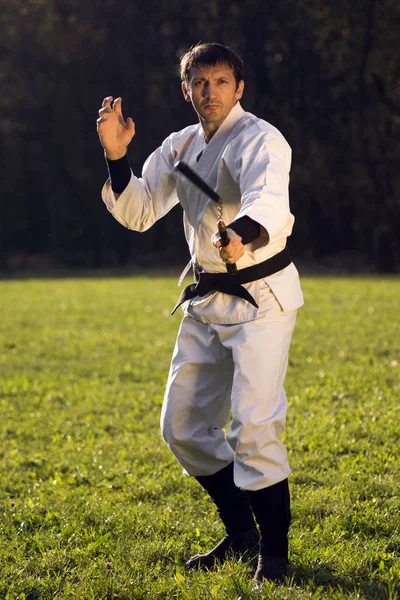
[203, 81, 218, 99]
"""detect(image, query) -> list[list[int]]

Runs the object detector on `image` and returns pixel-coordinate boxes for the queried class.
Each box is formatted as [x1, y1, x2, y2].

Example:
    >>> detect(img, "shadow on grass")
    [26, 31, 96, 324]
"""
[289, 562, 399, 600]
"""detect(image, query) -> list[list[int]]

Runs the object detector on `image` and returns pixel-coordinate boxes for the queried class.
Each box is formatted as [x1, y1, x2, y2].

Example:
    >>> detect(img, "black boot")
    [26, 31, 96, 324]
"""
[247, 478, 291, 583]
[186, 463, 259, 569]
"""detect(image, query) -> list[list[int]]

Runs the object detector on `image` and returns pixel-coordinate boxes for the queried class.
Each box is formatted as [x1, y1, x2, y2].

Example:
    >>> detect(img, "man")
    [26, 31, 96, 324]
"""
[97, 43, 303, 584]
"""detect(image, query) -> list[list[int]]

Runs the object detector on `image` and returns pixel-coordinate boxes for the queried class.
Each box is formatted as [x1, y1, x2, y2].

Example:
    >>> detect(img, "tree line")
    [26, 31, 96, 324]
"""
[1, 0, 399, 272]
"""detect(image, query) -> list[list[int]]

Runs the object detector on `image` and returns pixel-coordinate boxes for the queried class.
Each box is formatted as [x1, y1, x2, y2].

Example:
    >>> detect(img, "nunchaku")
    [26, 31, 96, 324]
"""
[174, 161, 237, 274]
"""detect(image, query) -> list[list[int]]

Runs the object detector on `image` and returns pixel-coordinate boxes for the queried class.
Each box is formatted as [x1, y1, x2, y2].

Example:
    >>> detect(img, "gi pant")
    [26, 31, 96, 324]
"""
[161, 287, 297, 492]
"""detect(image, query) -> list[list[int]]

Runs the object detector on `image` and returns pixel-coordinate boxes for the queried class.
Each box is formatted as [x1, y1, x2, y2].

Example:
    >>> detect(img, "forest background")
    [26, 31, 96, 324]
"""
[1, 0, 399, 273]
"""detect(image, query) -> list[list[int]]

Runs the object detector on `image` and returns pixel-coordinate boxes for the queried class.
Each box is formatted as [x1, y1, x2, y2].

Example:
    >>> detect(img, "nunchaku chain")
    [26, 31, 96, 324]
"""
[217, 200, 223, 223]
[217, 200, 228, 242]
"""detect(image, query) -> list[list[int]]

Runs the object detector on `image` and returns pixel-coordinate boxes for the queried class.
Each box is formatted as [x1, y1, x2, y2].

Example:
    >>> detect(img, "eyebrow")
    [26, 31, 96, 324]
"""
[191, 74, 232, 82]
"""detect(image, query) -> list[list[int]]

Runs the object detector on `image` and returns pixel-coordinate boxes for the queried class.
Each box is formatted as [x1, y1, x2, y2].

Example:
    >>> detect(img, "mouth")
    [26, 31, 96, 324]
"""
[203, 104, 221, 110]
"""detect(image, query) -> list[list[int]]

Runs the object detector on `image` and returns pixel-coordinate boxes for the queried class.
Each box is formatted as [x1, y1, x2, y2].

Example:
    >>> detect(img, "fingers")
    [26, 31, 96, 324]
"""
[99, 96, 120, 117]
[98, 97, 133, 130]
[219, 245, 244, 263]
[112, 97, 123, 116]
[211, 231, 222, 247]
[98, 107, 113, 118]
[102, 96, 113, 108]
[212, 229, 238, 248]
[212, 228, 244, 263]
[99, 96, 114, 118]
[126, 117, 136, 136]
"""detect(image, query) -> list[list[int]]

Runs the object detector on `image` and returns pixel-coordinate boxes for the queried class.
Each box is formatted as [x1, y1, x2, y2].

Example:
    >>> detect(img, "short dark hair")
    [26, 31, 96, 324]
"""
[180, 43, 244, 85]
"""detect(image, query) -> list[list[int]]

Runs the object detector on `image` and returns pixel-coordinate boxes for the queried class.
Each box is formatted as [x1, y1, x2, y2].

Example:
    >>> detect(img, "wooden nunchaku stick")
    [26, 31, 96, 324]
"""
[174, 161, 237, 274]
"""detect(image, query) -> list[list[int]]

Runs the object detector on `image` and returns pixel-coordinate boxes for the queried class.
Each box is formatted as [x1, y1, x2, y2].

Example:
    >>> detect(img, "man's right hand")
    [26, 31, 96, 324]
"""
[97, 96, 135, 160]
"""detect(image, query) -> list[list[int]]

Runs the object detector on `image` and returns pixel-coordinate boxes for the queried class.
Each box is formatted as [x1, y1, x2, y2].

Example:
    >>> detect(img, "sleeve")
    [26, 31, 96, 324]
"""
[101, 136, 179, 232]
[228, 216, 261, 244]
[231, 133, 293, 243]
[106, 154, 131, 194]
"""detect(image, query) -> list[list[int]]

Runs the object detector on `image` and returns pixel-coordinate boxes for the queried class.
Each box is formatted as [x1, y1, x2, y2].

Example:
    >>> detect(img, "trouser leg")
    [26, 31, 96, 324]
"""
[161, 316, 235, 476]
[216, 296, 297, 491]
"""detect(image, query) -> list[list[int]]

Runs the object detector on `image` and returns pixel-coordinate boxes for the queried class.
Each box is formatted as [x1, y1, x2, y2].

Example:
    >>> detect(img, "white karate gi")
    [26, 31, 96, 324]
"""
[102, 102, 304, 491]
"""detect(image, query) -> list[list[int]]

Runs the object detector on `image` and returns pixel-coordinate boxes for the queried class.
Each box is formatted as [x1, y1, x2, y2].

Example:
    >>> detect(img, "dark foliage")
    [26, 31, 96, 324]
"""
[2, 0, 399, 272]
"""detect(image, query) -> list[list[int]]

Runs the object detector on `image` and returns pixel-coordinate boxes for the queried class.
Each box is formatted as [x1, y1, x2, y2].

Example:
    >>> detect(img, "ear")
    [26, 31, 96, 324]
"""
[235, 80, 245, 101]
[181, 81, 191, 103]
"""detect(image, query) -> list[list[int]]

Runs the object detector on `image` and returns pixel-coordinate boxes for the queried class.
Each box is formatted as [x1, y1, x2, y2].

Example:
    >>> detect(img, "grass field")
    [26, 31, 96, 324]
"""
[0, 274, 399, 600]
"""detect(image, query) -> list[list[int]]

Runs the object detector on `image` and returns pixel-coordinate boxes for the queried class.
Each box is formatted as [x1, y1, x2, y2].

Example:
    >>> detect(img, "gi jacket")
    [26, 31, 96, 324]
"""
[102, 102, 304, 324]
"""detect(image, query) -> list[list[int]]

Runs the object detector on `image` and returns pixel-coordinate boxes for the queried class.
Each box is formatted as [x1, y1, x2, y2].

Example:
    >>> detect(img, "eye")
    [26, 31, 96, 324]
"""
[219, 79, 229, 84]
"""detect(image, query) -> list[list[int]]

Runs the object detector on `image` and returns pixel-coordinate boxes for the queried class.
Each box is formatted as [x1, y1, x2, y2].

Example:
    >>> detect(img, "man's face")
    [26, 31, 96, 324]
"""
[182, 64, 244, 134]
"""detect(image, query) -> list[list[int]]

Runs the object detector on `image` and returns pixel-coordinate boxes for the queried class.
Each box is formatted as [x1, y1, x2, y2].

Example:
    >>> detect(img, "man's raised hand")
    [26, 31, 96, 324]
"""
[97, 97, 135, 160]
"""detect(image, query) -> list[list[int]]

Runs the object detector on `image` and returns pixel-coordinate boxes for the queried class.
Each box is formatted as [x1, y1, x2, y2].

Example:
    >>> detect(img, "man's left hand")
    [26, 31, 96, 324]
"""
[212, 228, 244, 264]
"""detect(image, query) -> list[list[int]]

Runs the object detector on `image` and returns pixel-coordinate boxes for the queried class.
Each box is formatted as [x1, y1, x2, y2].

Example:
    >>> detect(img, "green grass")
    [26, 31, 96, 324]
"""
[0, 274, 399, 600]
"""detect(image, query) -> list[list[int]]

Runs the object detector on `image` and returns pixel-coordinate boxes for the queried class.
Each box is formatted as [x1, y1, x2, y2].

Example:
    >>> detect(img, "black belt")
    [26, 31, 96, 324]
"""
[171, 247, 291, 315]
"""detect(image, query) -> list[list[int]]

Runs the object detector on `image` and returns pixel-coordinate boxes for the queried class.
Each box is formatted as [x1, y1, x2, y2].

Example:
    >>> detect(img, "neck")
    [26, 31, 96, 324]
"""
[201, 121, 220, 142]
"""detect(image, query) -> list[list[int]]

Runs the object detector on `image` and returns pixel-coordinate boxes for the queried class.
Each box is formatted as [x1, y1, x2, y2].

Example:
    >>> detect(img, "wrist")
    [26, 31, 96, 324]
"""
[104, 149, 127, 161]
